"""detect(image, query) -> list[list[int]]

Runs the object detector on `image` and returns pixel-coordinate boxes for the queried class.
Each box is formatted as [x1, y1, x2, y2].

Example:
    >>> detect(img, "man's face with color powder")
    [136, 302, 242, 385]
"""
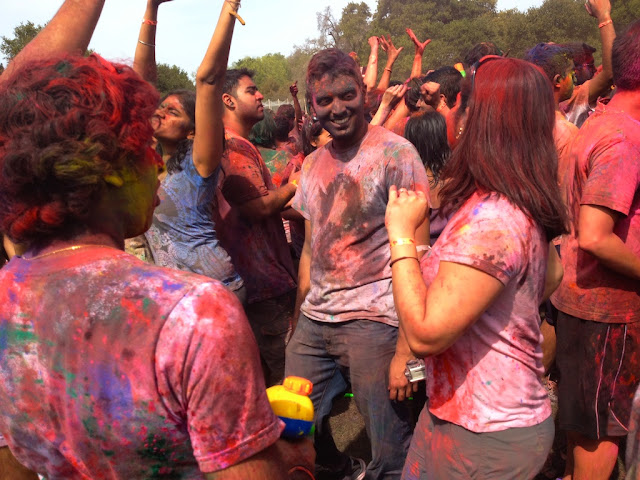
[310, 73, 367, 150]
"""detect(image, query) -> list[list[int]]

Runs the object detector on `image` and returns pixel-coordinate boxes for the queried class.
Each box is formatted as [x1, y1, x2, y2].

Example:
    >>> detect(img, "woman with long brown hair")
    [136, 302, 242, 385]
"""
[386, 57, 568, 479]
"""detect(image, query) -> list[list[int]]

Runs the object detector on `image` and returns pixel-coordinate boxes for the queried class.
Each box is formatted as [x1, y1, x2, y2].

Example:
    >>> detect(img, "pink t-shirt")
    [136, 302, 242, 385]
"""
[217, 128, 297, 303]
[293, 125, 430, 326]
[0, 247, 283, 478]
[421, 192, 551, 432]
[552, 106, 640, 323]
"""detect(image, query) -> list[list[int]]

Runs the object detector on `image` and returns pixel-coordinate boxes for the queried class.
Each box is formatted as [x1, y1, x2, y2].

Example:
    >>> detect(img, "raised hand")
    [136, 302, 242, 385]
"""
[379, 34, 404, 61]
[289, 81, 299, 98]
[380, 84, 407, 110]
[585, 0, 611, 20]
[368, 36, 379, 48]
[406, 28, 431, 55]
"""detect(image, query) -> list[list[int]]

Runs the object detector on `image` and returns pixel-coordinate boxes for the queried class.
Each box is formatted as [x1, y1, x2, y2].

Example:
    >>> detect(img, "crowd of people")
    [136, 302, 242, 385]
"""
[0, 0, 638, 478]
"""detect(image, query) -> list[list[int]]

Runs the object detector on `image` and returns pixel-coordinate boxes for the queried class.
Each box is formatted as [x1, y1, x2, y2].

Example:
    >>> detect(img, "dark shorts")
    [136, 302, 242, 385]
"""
[556, 311, 640, 440]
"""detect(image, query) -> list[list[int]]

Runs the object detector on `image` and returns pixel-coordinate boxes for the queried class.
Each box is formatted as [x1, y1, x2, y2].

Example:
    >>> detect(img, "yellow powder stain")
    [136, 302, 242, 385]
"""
[459, 224, 471, 235]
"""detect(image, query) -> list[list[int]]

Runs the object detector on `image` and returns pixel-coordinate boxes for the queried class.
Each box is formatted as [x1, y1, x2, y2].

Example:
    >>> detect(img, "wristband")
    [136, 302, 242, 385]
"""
[138, 40, 156, 47]
[390, 238, 415, 248]
[390, 256, 419, 268]
[142, 19, 158, 25]
[598, 19, 613, 28]
[384, 67, 393, 73]
[288, 466, 315, 480]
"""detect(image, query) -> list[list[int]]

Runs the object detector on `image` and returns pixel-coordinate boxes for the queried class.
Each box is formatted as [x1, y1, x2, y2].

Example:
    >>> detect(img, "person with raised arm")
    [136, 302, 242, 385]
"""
[376, 34, 403, 94]
[0, 1, 314, 478]
[559, 0, 615, 127]
[143, 0, 246, 300]
[363, 36, 380, 94]
[132, 0, 173, 83]
[406, 28, 431, 80]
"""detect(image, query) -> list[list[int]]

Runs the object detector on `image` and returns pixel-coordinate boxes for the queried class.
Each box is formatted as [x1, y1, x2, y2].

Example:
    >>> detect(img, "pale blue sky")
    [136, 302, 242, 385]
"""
[1, 0, 544, 74]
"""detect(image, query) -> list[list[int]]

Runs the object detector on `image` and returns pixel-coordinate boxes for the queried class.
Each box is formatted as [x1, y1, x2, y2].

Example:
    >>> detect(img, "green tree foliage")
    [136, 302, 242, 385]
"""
[4, 0, 639, 99]
[1, 21, 44, 62]
[156, 63, 195, 95]
[232, 53, 292, 99]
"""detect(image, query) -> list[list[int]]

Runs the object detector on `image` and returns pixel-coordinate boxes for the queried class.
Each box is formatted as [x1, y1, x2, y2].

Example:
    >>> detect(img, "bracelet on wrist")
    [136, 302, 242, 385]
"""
[390, 256, 419, 268]
[142, 19, 158, 25]
[390, 238, 415, 248]
[138, 39, 156, 47]
[598, 19, 613, 28]
[288, 465, 315, 480]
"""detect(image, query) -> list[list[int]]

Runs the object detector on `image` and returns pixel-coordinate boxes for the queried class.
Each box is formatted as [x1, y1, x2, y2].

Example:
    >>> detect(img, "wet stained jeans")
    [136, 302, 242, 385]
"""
[285, 315, 413, 480]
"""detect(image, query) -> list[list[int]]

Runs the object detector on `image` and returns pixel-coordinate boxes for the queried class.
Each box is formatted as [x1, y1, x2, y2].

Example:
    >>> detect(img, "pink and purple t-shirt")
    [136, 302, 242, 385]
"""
[293, 125, 430, 326]
[421, 192, 551, 432]
[0, 246, 282, 478]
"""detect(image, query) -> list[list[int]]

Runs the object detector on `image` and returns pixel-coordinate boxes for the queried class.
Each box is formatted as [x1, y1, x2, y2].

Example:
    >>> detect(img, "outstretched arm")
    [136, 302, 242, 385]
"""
[192, 1, 239, 178]
[585, 0, 615, 103]
[363, 36, 380, 94]
[0, 0, 105, 84]
[133, 0, 173, 84]
[376, 35, 403, 93]
[406, 28, 430, 80]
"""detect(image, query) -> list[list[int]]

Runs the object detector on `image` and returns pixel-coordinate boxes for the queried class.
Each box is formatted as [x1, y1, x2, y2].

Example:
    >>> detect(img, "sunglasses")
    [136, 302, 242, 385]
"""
[469, 55, 504, 86]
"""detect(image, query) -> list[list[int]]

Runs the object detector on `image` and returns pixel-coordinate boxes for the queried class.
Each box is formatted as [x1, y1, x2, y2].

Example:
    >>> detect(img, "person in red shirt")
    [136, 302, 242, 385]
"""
[218, 69, 301, 386]
[551, 19, 640, 480]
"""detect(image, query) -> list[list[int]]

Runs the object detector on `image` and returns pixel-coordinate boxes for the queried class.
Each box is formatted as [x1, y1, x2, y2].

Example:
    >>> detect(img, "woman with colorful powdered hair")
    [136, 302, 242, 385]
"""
[386, 57, 568, 479]
[0, 1, 313, 478]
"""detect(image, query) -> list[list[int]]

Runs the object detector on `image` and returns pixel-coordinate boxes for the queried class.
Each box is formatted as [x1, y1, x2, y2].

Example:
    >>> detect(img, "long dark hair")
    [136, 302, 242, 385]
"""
[161, 89, 196, 174]
[404, 110, 451, 184]
[439, 57, 568, 240]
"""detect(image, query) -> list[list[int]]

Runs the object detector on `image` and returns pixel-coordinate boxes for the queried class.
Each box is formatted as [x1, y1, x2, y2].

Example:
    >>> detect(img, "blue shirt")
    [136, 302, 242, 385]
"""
[146, 148, 243, 291]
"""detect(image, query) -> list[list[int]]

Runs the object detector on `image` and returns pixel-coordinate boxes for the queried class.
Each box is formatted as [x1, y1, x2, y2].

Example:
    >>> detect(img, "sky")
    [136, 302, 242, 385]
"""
[1, 0, 544, 76]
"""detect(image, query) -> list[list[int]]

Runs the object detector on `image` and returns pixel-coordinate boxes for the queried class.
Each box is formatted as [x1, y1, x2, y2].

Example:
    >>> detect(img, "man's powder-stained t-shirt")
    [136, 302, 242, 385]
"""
[0, 247, 282, 478]
[293, 125, 430, 326]
[552, 106, 640, 323]
[217, 128, 297, 304]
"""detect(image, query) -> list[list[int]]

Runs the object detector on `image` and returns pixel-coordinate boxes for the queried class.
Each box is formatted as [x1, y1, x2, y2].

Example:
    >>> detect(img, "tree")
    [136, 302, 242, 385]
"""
[156, 63, 195, 95]
[1, 21, 44, 63]
[232, 53, 293, 99]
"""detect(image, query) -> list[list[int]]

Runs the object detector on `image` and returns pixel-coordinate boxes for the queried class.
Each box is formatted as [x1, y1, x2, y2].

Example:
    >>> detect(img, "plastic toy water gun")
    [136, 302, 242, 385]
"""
[266, 376, 315, 439]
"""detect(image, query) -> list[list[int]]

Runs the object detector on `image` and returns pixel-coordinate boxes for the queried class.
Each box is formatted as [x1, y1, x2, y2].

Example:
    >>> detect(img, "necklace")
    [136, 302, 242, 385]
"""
[25, 244, 116, 261]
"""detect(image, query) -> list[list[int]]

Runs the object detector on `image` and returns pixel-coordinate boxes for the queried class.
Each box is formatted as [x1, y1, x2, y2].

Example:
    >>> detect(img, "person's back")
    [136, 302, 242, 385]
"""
[0, 247, 281, 478]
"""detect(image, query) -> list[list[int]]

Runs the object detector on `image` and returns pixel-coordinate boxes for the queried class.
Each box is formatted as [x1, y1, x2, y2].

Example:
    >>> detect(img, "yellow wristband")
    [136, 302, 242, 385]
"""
[390, 238, 415, 248]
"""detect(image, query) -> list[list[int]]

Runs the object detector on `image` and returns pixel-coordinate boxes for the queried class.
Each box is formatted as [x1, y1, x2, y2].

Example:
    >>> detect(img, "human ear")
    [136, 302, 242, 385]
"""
[222, 93, 235, 108]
